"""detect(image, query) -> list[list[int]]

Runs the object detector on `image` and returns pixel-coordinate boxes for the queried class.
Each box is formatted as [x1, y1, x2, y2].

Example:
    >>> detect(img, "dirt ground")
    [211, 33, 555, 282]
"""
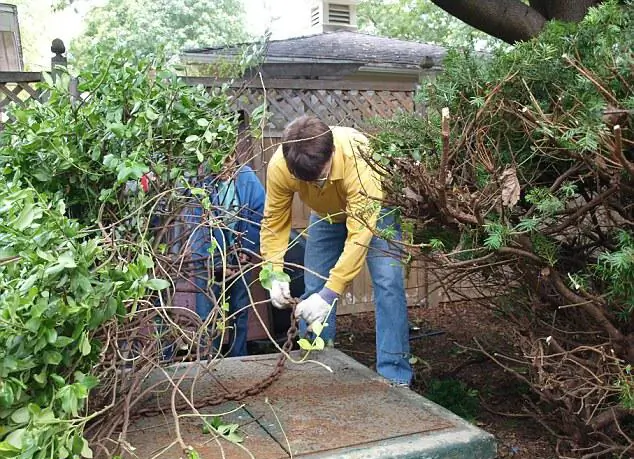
[334, 301, 558, 459]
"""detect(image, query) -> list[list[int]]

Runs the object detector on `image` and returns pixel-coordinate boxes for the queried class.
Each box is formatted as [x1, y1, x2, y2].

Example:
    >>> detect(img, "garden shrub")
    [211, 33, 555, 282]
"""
[0, 43, 262, 458]
[367, 1, 633, 455]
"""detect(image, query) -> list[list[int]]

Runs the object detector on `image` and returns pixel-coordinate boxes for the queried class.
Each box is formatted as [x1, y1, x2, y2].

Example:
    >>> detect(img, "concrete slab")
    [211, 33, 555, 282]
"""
[125, 349, 496, 459]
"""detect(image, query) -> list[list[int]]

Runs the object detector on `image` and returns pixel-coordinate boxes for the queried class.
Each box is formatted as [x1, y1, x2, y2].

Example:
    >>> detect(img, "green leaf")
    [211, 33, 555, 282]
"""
[13, 203, 42, 231]
[57, 251, 77, 268]
[36, 249, 56, 262]
[42, 71, 54, 87]
[57, 445, 69, 459]
[196, 118, 209, 127]
[147, 278, 170, 290]
[80, 438, 93, 458]
[50, 374, 66, 387]
[185, 135, 200, 143]
[203, 130, 215, 143]
[46, 328, 58, 344]
[80, 375, 99, 391]
[297, 338, 313, 351]
[137, 254, 154, 270]
[10, 407, 30, 424]
[515, 217, 541, 232]
[109, 122, 126, 137]
[53, 337, 75, 348]
[58, 387, 78, 416]
[312, 337, 325, 351]
[19, 274, 39, 294]
[5, 428, 25, 449]
[0, 441, 20, 454]
[44, 263, 65, 277]
[145, 107, 159, 121]
[225, 431, 243, 444]
[56, 199, 66, 215]
[43, 350, 63, 365]
[311, 321, 324, 337]
[79, 333, 92, 356]
[33, 369, 47, 385]
[258, 263, 290, 290]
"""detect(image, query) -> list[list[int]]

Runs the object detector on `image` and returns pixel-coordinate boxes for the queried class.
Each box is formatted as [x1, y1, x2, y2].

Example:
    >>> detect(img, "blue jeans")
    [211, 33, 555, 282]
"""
[302, 209, 412, 385]
[195, 272, 250, 357]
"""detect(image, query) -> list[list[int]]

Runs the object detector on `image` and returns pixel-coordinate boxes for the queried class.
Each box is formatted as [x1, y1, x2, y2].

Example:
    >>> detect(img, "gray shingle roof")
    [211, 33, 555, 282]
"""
[185, 30, 446, 69]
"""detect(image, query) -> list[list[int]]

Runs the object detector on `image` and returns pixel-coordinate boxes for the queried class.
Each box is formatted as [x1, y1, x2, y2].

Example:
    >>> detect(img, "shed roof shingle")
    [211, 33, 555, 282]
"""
[185, 30, 446, 69]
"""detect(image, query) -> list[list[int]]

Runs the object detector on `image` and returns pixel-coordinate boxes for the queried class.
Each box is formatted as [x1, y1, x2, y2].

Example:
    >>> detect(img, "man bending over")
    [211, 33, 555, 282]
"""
[260, 115, 412, 386]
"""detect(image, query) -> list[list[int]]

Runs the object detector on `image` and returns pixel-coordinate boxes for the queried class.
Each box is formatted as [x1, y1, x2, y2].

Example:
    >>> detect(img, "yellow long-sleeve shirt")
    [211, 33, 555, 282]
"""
[260, 126, 383, 295]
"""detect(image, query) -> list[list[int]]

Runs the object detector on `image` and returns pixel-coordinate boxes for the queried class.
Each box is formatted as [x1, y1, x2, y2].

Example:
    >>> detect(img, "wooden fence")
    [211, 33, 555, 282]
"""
[184, 77, 417, 135]
[0, 71, 41, 122]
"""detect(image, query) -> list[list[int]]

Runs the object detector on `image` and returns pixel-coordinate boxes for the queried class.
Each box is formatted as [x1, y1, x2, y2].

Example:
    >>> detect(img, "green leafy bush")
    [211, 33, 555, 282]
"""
[1, 47, 239, 225]
[0, 43, 258, 457]
[0, 184, 118, 457]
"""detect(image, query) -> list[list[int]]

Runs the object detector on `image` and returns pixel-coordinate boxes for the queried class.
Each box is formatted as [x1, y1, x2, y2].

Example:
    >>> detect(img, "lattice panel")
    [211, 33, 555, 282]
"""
[229, 87, 414, 132]
[0, 81, 42, 126]
[0, 78, 414, 132]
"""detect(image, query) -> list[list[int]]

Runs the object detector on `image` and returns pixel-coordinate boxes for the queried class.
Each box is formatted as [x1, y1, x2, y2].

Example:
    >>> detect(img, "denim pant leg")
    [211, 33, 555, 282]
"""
[196, 273, 219, 355]
[226, 273, 251, 357]
[366, 210, 413, 385]
[302, 214, 347, 343]
[194, 269, 213, 320]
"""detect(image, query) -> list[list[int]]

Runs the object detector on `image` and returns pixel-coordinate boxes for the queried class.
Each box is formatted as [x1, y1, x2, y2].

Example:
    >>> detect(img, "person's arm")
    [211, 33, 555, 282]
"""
[324, 152, 383, 296]
[260, 159, 294, 272]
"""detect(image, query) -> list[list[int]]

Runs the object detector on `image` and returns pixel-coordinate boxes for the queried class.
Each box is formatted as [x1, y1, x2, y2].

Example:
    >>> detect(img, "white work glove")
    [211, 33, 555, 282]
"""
[269, 280, 293, 309]
[295, 293, 332, 329]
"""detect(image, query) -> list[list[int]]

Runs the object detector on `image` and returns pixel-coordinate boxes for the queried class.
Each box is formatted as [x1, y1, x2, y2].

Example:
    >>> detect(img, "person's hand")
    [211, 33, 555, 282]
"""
[295, 293, 331, 329]
[269, 280, 293, 309]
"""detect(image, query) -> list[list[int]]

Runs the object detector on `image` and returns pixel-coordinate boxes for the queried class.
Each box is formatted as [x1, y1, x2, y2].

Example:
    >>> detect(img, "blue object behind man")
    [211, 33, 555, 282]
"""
[186, 164, 265, 357]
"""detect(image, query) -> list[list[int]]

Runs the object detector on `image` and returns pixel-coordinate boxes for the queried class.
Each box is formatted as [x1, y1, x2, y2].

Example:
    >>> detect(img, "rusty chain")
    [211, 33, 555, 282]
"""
[135, 300, 299, 418]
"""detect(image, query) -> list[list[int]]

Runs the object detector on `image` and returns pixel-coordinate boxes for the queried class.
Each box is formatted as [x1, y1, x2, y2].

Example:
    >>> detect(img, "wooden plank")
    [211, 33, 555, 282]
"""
[338, 263, 429, 315]
[246, 266, 273, 341]
[0, 71, 41, 83]
[183, 76, 417, 92]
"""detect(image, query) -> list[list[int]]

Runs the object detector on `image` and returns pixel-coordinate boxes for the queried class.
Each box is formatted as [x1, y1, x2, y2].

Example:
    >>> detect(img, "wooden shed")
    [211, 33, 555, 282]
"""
[0, 3, 23, 71]
[182, 0, 447, 320]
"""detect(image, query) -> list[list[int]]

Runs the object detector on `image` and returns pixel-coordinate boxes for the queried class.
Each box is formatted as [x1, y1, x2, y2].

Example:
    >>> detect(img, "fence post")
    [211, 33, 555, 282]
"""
[50, 38, 67, 78]
[49, 38, 79, 102]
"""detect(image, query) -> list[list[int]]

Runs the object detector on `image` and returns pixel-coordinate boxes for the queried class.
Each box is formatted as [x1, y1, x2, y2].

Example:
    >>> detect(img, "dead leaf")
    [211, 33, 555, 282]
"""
[500, 166, 521, 207]
[404, 187, 423, 202]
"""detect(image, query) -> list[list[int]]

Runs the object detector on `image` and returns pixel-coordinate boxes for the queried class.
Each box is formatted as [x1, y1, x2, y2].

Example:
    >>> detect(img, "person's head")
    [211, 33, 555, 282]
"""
[281, 116, 334, 182]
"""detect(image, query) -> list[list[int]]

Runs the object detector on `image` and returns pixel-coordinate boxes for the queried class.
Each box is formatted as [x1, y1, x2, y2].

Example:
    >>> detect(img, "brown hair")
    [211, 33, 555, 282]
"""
[281, 116, 334, 181]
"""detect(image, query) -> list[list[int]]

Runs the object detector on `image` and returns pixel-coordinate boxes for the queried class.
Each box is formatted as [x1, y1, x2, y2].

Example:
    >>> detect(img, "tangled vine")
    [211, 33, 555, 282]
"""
[367, 2, 633, 457]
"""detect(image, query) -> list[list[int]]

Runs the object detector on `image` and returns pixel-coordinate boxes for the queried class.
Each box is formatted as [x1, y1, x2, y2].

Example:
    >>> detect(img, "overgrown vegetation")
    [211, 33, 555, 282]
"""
[424, 378, 480, 422]
[0, 44, 266, 458]
[368, 1, 633, 456]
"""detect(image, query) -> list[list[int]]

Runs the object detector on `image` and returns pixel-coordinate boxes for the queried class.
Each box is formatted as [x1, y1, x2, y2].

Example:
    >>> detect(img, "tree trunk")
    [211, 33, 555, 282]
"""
[431, 0, 603, 44]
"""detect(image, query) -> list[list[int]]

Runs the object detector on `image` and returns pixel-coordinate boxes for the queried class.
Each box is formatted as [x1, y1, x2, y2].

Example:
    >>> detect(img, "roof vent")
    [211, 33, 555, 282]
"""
[328, 4, 351, 25]
[310, 6, 320, 28]
[308, 0, 358, 34]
